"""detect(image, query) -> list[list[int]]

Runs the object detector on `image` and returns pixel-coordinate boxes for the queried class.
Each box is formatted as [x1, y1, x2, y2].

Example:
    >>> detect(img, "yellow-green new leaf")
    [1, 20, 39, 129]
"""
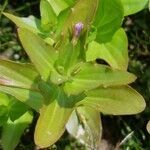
[1, 112, 33, 150]
[40, 0, 57, 32]
[3, 12, 41, 34]
[87, 28, 128, 70]
[94, 0, 124, 43]
[78, 86, 145, 115]
[18, 28, 58, 81]
[64, 63, 136, 95]
[0, 59, 39, 90]
[0, 85, 43, 111]
[34, 88, 73, 148]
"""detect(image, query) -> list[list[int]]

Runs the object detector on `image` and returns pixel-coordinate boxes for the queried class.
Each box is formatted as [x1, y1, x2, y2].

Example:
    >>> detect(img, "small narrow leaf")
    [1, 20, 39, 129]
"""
[66, 107, 102, 149]
[0, 85, 43, 111]
[87, 28, 128, 70]
[64, 63, 136, 95]
[18, 28, 58, 80]
[121, 0, 148, 16]
[0, 59, 39, 90]
[78, 86, 146, 115]
[34, 88, 73, 148]
[1, 112, 33, 150]
[56, 42, 82, 74]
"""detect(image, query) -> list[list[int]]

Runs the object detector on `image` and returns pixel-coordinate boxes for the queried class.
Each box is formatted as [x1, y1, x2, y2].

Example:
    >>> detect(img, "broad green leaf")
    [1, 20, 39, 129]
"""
[1, 112, 33, 150]
[121, 0, 148, 16]
[47, 0, 69, 16]
[18, 28, 58, 81]
[0, 85, 43, 111]
[40, 0, 57, 32]
[3, 12, 41, 34]
[147, 120, 150, 134]
[34, 88, 73, 148]
[0, 59, 39, 90]
[77, 86, 146, 115]
[87, 28, 128, 70]
[94, 0, 124, 43]
[66, 107, 102, 149]
[62, 0, 99, 36]
[64, 63, 136, 95]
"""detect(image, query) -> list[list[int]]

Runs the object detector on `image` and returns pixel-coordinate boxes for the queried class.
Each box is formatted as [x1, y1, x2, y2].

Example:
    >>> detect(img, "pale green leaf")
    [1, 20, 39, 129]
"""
[78, 86, 146, 115]
[34, 88, 73, 148]
[18, 28, 58, 81]
[64, 63, 136, 95]
[0, 59, 39, 90]
[3, 12, 41, 34]
[87, 28, 128, 70]
[1, 112, 33, 150]
[94, 0, 124, 43]
[66, 107, 102, 149]
[121, 0, 148, 16]
[3, 13, 55, 45]
[0, 85, 43, 112]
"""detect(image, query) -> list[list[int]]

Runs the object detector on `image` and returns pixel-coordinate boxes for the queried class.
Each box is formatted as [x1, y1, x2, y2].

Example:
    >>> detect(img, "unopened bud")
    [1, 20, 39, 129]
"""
[74, 22, 84, 37]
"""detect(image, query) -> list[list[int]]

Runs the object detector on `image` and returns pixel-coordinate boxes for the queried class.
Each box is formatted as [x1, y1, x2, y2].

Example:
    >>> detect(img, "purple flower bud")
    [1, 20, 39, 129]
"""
[74, 22, 84, 37]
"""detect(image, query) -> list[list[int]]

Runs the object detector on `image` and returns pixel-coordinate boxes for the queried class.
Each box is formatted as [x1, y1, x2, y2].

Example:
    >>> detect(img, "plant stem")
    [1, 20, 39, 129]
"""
[0, 0, 8, 19]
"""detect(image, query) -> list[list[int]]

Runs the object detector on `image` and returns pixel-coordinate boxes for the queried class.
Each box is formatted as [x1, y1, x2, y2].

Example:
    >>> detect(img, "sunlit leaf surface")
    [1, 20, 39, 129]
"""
[78, 86, 146, 115]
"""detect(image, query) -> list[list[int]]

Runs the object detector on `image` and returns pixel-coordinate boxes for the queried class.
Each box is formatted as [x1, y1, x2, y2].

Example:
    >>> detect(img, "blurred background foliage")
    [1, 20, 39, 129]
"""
[0, 0, 150, 149]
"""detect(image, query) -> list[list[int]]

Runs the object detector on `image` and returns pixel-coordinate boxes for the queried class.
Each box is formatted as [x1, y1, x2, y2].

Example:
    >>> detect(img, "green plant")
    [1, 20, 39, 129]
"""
[0, 0, 149, 149]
